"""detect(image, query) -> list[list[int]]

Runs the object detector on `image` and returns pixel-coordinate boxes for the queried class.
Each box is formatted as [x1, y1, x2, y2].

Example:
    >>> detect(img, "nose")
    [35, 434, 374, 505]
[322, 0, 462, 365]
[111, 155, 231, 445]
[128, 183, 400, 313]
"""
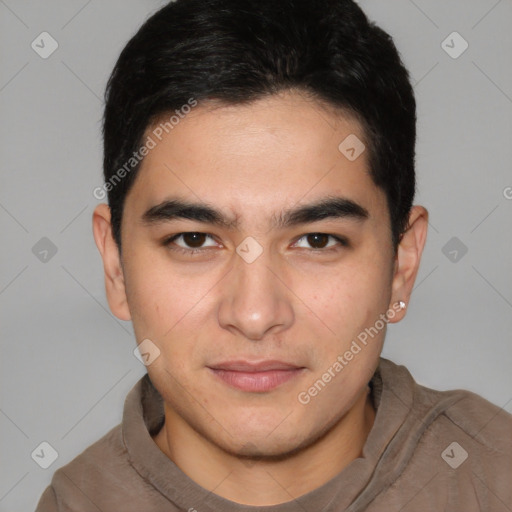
[217, 248, 295, 341]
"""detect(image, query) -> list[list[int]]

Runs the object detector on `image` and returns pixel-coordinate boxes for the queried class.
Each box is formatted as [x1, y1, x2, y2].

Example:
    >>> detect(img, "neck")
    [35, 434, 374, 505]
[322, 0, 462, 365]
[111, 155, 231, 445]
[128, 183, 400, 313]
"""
[153, 386, 376, 506]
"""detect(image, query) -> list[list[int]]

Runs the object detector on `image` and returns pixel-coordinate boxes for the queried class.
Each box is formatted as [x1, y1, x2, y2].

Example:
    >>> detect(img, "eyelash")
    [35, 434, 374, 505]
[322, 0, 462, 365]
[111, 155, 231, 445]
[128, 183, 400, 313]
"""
[161, 232, 349, 256]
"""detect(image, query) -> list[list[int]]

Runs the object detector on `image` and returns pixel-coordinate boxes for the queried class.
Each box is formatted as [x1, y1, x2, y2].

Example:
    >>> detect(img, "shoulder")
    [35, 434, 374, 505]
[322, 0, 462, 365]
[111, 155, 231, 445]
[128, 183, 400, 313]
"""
[36, 424, 151, 511]
[414, 378, 512, 455]
[379, 359, 512, 505]
[410, 371, 512, 499]
[380, 357, 512, 453]
[53, 424, 126, 493]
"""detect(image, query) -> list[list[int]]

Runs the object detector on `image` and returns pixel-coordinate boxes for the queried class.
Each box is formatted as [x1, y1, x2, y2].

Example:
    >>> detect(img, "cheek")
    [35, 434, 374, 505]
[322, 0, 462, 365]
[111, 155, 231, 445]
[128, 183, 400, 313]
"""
[296, 253, 392, 358]
[123, 248, 221, 346]
[305, 256, 390, 317]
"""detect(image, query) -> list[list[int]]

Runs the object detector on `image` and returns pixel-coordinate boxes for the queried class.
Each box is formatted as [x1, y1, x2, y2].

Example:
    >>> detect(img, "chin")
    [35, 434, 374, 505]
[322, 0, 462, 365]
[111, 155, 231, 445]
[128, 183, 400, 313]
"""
[208, 421, 317, 461]
[225, 436, 306, 461]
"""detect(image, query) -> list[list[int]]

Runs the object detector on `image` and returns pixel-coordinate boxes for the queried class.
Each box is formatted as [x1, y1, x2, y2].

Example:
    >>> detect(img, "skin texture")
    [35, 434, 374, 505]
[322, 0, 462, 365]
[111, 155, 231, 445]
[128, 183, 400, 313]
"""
[93, 90, 428, 506]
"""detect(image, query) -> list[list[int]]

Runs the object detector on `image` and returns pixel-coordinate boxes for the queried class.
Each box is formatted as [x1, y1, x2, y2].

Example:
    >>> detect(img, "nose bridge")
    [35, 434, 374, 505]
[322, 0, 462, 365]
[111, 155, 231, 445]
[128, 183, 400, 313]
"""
[217, 245, 294, 340]
[237, 249, 277, 300]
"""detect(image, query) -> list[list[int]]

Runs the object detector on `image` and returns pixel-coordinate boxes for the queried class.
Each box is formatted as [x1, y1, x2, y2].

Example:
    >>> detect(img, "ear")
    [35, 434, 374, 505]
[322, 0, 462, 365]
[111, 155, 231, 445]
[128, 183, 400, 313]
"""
[92, 204, 131, 321]
[387, 205, 429, 323]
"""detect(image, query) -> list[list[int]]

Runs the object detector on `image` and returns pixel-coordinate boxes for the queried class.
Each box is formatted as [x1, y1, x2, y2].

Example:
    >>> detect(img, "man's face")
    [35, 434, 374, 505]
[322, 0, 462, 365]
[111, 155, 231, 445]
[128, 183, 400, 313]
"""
[117, 91, 398, 457]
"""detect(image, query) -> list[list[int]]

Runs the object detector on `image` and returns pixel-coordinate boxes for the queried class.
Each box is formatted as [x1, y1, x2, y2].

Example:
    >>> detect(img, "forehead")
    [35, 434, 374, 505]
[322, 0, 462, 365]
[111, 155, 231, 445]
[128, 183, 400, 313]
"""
[124, 91, 386, 227]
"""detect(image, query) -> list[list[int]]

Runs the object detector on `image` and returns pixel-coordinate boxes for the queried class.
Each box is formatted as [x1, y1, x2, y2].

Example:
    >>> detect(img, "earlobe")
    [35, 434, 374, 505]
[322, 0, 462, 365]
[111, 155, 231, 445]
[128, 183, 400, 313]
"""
[387, 205, 429, 324]
[92, 204, 131, 321]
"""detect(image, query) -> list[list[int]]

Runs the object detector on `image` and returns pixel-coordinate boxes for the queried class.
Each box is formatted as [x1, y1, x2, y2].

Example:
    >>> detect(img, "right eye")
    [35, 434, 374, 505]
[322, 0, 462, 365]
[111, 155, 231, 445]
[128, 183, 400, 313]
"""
[162, 232, 219, 254]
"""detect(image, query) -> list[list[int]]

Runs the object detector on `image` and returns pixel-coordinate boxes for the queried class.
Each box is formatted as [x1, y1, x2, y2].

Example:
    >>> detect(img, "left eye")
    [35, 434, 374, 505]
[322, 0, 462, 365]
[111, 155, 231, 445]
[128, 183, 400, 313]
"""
[293, 233, 347, 250]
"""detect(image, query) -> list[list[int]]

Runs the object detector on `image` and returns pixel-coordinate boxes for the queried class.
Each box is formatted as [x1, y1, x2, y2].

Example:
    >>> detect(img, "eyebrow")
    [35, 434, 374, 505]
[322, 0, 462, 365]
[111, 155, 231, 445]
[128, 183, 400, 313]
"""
[141, 195, 369, 230]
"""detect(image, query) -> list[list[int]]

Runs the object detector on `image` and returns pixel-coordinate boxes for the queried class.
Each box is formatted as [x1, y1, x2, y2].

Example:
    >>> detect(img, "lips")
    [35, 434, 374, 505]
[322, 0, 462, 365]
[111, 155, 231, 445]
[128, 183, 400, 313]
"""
[207, 360, 305, 392]
[209, 360, 302, 372]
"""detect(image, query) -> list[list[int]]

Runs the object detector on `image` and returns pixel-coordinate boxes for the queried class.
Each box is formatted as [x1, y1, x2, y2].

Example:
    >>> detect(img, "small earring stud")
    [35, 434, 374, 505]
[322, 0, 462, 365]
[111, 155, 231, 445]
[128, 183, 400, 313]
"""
[398, 301, 406, 310]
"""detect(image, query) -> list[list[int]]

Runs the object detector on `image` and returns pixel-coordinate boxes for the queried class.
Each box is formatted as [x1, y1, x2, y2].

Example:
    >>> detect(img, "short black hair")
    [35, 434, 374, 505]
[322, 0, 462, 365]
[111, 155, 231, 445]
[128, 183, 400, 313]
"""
[102, 0, 416, 251]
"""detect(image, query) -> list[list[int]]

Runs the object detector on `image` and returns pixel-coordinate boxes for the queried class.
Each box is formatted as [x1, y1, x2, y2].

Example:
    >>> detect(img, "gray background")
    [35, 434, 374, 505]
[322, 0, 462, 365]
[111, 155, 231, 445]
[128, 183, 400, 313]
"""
[1, 0, 511, 510]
